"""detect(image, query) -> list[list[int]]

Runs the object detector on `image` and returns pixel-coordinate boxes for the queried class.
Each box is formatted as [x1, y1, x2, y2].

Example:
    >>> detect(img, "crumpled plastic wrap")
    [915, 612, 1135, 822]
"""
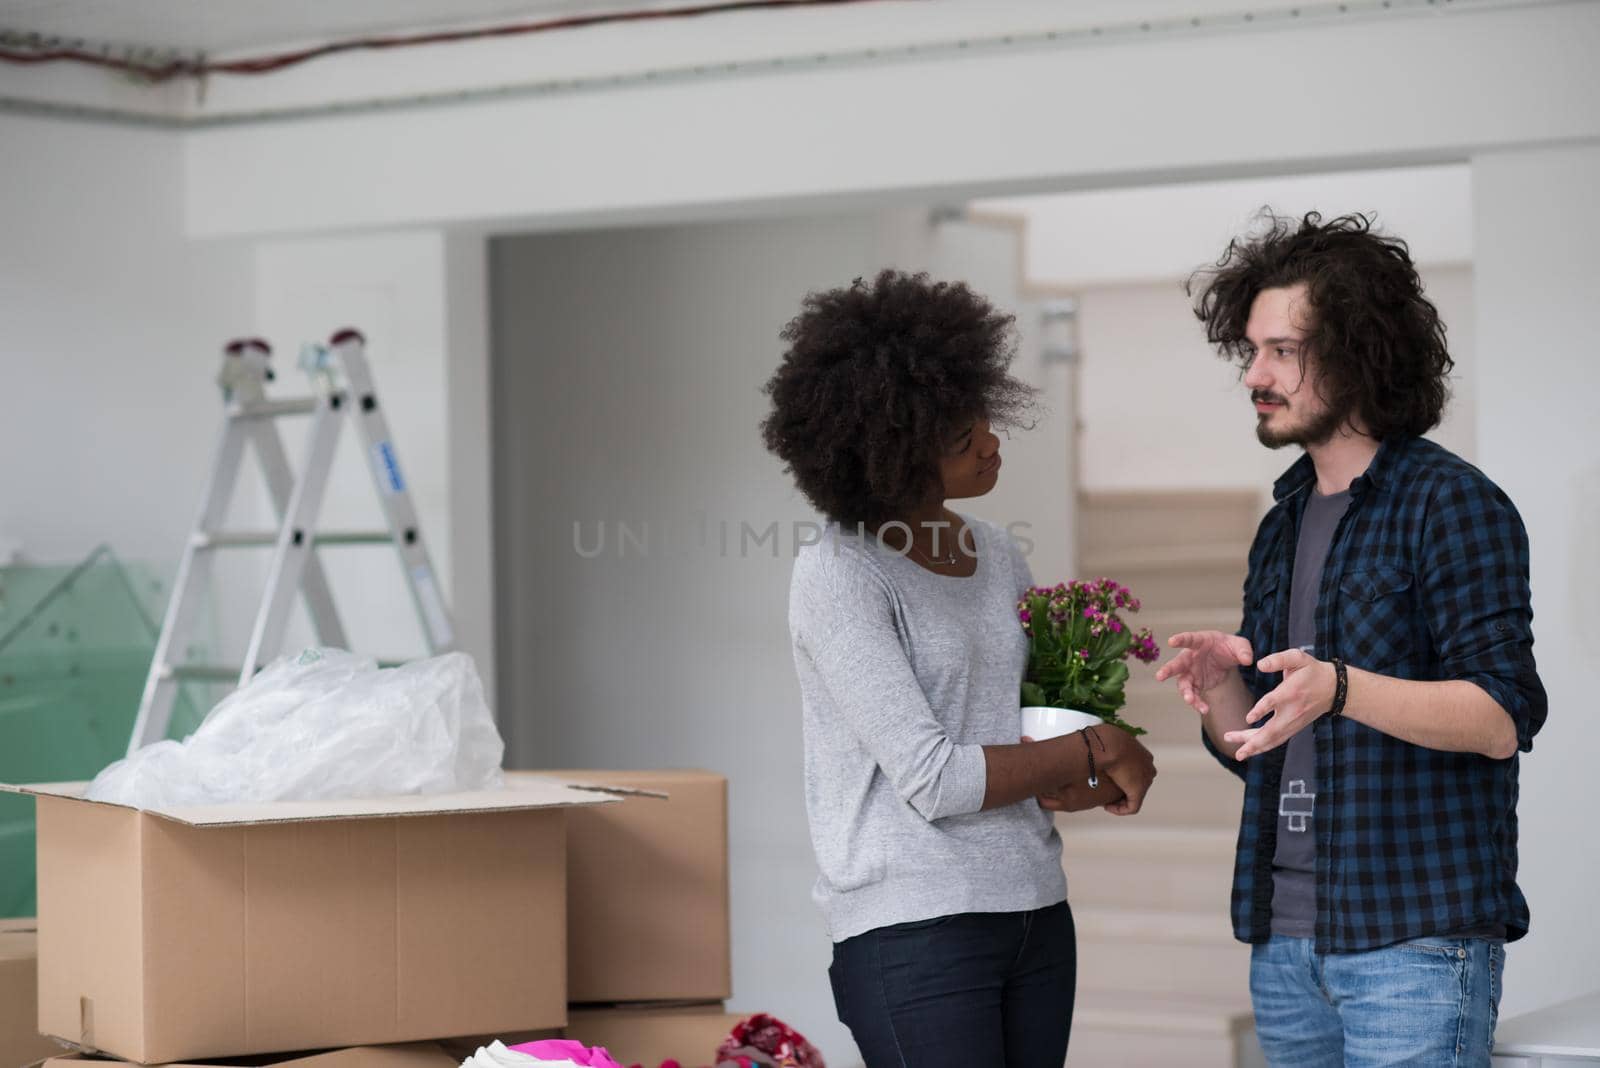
[86, 647, 504, 808]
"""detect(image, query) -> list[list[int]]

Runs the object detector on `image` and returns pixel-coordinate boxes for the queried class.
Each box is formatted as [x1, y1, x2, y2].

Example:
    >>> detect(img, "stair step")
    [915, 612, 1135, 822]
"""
[1075, 744, 1243, 830]
[1070, 988, 1258, 1067]
[1074, 906, 1250, 997]
[1074, 905, 1239, 944]
[1060, 826, 1237, 913]
[1136, 606, 1243, 639]
[1082, 542, 1248, 572]
[1080, 489, 1263, 557]
[1120, 680, 1205, 744]
[1080, 547, 1248, 614]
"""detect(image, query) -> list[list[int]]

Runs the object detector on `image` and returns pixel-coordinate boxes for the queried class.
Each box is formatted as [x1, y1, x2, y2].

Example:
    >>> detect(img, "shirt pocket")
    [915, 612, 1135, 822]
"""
[1337, 565, 1415, 670]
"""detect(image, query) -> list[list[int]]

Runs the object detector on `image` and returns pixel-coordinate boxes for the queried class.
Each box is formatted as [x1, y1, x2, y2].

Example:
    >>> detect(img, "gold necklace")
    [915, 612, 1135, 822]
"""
[906, 536, 960, 567]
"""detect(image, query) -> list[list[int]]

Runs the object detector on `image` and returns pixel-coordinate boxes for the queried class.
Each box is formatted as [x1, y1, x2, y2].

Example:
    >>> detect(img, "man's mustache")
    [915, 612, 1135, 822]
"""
[1251, 390, 1288, 406]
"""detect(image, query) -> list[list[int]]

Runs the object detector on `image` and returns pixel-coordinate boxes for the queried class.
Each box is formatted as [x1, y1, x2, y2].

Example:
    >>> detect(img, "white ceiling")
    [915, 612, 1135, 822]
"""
[3, 0, 1533, 59]
[0, 0, 708, 55]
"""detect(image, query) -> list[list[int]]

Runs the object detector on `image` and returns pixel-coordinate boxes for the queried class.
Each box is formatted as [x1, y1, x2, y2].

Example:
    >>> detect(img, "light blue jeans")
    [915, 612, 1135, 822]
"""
[1250, 934, 1504, 1068]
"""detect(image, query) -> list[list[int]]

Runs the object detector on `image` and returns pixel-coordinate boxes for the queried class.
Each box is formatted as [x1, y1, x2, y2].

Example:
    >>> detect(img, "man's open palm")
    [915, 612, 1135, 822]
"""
[1155, 631, 1254, 714]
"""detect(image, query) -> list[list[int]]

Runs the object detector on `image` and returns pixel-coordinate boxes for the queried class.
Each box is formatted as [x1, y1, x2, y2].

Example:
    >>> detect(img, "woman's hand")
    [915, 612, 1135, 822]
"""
[1092, 727, 1157, 815]
[1023, 733, 1145, 814]
[1037, 778, 1127, 812]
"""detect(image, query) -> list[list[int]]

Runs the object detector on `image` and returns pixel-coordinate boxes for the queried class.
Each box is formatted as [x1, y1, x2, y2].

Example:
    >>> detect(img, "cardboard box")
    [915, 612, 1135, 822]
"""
[42, 1042, 458, 1068]
[433, 1029, 562, 1064]
[539, 771, 730, 1003]
[2, 919, 63, 1068]
[564, 1006, 744, 1068]
[2, 777, 657, 1065]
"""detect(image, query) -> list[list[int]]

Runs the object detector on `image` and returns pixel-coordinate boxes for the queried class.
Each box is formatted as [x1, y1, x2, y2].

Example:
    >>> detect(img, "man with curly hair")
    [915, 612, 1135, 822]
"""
[1160, 212, 1547, 1067]
[762, 269, 1157, 1067]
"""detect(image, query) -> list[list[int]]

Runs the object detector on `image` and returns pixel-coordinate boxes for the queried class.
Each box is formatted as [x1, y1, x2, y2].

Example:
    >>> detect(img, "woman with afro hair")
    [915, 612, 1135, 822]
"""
[762, 270, 1158, 1067]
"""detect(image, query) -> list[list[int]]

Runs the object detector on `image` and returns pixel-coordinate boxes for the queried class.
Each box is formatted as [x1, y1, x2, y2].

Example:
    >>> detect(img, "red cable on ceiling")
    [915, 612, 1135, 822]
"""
[0, 0, 915, 84]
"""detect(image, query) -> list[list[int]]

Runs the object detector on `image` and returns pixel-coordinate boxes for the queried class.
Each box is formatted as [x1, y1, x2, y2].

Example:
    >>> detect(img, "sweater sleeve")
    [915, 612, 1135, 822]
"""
[793, 550, 988, 821]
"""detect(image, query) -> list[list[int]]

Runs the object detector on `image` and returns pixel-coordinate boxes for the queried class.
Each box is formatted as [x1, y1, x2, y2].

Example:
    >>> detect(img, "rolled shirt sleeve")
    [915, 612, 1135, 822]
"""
[1420, 473, 1548, 751]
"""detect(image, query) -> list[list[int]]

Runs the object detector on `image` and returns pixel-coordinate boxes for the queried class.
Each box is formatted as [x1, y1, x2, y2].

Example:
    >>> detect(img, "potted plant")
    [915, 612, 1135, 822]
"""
[1017, 578, 1160, 739]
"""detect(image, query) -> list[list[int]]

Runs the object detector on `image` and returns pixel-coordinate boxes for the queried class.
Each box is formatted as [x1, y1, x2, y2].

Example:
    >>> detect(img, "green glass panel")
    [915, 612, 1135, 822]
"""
[0, 546, 214, 917]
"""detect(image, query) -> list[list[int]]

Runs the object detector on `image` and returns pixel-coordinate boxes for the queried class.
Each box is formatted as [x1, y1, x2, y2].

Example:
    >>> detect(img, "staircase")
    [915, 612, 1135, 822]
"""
[1062, 490, 1267, 1068]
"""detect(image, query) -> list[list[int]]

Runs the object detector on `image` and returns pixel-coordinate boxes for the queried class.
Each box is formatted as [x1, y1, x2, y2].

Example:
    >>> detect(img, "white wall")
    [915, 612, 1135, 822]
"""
[251, 231, 459, 668]
[1472, 141, 1600, 1018]
[490, 209, 1061, 1067]
[0, 118, 487, 713]
[0, 113, 252, 571]
[1073, 264, 1477, 493]
[180, 3, 1600, 238]
[977, 163, 1473, 290]
[930, 217, 1077, 584]
[443, 231, 498, 709]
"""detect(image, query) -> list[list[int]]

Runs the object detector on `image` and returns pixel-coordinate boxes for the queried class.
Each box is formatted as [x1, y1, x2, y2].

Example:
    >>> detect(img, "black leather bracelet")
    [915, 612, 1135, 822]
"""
[1329, 657, 1349, 718]
[1080, 726, 1103, 789]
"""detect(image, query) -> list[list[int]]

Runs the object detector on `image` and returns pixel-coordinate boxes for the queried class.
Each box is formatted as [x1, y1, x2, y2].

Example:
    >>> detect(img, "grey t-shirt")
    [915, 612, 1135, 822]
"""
[1268, 488, 1506, 941]
[1270, 488, 1350, 937]
[787, 515, 1067, 942]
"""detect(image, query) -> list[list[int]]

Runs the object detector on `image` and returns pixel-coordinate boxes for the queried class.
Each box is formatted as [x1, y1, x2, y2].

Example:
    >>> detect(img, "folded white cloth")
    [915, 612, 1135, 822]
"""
[459, 1040, 582, 1068]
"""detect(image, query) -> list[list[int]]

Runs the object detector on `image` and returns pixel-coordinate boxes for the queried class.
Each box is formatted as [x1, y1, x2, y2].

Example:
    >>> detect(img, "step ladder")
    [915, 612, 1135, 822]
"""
[127, 329, 456, 754]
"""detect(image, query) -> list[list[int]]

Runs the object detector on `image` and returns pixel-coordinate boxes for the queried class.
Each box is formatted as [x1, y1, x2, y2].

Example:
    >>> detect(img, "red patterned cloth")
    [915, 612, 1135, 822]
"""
[712, 1014, 825, 1068]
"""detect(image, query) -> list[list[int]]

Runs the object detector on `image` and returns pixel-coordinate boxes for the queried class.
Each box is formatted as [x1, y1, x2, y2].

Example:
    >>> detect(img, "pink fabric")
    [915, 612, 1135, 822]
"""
[509, 1038, 625, 1068]
[713, 1014, 825, 1068]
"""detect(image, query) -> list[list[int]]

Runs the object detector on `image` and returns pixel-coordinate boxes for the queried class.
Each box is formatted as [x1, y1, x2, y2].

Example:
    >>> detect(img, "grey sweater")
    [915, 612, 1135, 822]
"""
[788, 515, 1067, 942]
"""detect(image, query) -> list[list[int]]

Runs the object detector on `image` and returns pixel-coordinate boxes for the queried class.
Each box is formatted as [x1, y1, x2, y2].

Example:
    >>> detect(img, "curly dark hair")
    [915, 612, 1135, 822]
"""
[1187, 210, 1454, 439]
[760, 269, 1035, 527]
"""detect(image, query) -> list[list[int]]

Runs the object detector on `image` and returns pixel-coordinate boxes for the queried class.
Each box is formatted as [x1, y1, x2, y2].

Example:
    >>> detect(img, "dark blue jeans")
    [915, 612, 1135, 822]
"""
[829, 901, 1076, 1068]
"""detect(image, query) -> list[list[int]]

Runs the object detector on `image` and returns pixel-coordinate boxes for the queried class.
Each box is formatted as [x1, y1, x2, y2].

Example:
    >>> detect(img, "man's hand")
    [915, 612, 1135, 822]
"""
[1154, 630, 1258, 761]
[1223, 647, 1337, 759]
[1154, 631, 1254, 713]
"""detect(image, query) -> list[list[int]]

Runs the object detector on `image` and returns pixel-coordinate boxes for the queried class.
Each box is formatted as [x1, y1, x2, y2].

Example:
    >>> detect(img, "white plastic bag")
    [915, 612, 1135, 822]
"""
[87, 647, 505, 808]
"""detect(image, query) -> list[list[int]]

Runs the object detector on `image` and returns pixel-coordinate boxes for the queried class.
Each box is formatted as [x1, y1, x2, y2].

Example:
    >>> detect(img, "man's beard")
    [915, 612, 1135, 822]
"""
[1254, 391, 1349, 449]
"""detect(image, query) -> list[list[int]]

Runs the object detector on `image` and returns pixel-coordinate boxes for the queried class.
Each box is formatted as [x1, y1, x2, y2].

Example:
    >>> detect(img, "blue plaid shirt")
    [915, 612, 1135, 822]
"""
[1205, 436, 1547, 953]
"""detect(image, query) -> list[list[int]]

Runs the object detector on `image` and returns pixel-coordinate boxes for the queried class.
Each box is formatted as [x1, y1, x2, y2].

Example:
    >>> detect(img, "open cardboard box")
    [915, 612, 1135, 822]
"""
[2, 776, 661, 1066]
[3, 917, 66, 1068]
[534, 770, 730, 1004]
[41, 1042, 458, 1068]
[563, 1005, 747, 1068]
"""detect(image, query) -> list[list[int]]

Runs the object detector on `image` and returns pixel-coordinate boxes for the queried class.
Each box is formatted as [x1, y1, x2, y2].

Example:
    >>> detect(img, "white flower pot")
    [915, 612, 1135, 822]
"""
[1020, 705, 1105, 741]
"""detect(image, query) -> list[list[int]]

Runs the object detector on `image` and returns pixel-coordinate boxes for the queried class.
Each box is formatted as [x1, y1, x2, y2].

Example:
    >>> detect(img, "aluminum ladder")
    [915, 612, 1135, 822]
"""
[127, 329, 456, 754]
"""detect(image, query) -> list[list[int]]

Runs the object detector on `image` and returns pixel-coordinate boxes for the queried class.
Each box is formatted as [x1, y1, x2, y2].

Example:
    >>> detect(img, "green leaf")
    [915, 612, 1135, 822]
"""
[1021, 681, 1048, 707]
[1061, 681, 1093, 709]
[1068, 612, 1089, 650]
[1099, 661, 1130, 690]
